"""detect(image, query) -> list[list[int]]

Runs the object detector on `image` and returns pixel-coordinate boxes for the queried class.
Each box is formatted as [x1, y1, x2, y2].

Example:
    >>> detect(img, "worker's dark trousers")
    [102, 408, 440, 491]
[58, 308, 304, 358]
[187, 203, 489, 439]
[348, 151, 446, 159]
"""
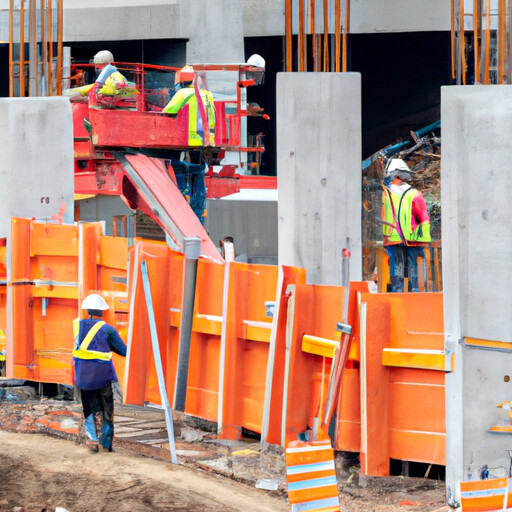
[80, 383, 115, 451]
[386, 245, 425, 292]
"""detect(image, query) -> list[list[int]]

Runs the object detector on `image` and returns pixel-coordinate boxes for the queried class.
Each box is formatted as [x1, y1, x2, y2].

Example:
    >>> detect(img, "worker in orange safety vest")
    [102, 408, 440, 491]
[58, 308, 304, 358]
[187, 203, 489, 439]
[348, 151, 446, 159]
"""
[163, 65, 216, 146]
[382, 158, 431, 292]
[73, 293, 127, 453]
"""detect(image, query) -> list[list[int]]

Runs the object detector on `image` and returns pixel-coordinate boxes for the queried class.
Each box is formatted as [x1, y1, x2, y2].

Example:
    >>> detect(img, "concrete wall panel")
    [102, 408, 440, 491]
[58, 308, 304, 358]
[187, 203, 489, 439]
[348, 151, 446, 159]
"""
[442, 85, 512, 506]
[0, 98, 74, 237]
[277, 72, 362, 285]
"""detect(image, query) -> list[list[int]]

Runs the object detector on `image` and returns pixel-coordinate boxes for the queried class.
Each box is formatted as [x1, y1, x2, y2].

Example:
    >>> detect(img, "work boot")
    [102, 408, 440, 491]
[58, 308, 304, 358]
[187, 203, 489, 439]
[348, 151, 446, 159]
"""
[98, 444, 111, 453]
[85, 440, 99, 453]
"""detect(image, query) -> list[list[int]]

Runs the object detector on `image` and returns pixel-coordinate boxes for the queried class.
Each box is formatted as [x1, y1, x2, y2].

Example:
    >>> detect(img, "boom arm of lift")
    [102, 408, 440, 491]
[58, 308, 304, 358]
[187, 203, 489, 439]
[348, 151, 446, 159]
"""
[114, 152, 224, 264]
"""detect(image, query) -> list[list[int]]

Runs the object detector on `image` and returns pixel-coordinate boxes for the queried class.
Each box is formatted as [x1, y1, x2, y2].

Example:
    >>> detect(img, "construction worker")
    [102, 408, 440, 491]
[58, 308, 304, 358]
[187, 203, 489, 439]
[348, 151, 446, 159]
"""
[382, 158, 431, 292]
[89, 50, 137, 102]
[73, 293, 127, 453]
[163, 65, 216, 146]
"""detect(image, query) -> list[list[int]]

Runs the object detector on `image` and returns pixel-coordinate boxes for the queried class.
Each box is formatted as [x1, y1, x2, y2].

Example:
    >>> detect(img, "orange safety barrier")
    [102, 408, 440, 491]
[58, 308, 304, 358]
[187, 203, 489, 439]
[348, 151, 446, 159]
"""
[6, 218, 128, 385]
[0, 241, 6, 367]
[1, 218, 450, 480]
[358, 292, 446, 476]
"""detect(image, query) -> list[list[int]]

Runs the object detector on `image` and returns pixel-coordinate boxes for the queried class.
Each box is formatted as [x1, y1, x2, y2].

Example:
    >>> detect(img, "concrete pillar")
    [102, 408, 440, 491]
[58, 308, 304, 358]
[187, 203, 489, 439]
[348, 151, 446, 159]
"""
[442, 85, 512, 506]
[0, 98, 74, 237]
[276, 73, 362, 285]
[181, 0, 245, 63]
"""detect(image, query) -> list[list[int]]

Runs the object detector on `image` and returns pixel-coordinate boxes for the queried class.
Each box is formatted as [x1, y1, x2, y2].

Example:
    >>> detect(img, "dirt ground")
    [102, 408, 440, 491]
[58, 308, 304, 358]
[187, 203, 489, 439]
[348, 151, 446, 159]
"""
[0, 430, 452, 512]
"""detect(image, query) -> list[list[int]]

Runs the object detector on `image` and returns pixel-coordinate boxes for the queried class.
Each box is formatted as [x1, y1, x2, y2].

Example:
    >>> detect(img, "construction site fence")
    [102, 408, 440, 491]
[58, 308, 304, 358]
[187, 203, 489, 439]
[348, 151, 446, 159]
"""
[1, 219, 447, 476]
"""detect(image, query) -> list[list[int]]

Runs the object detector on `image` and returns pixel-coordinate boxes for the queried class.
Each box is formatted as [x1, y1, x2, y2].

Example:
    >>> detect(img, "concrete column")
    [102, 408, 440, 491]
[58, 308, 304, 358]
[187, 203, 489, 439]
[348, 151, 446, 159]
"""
[276, 73, 362, 285]
[181, 0, 245, 63]
[0, 98, 74, 237]
[442, 85, 512, 506]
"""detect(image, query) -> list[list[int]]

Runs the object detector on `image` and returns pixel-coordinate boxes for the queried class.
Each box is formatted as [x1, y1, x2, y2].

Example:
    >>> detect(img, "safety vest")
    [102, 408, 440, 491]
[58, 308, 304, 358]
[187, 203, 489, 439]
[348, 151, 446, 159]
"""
[163, 86, 216, 146]
[72, 321, 112, 361]
[383, 186, 431, 244]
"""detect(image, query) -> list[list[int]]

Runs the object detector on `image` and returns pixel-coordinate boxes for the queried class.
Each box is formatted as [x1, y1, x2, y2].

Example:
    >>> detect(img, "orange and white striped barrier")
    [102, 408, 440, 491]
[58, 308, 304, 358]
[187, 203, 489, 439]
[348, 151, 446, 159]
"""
[285, 440, 340, 512]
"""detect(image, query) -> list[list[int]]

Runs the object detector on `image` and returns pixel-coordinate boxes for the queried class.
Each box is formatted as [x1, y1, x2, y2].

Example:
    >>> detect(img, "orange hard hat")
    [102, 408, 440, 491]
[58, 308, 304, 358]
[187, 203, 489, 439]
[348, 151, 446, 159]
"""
[175, 65, 194, 85]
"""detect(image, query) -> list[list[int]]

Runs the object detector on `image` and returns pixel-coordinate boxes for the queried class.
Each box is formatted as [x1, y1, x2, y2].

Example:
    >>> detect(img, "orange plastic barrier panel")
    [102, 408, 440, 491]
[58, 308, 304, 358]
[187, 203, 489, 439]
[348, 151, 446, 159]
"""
[284, 283, 345, 442]
[359, 292, 446, 476]
[0, 241, 6, 364]
[7, 219, 128, 385]
[219, 262, 278, 439]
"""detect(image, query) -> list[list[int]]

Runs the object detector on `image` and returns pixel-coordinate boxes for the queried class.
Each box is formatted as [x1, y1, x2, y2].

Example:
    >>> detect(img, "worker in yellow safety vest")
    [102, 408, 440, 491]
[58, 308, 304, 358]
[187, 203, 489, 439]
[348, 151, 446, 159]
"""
[73, 293, 127, 452]
[88, 50, 137, 102]
[382, 158, 431, 292]
[163, 65, 216, 146]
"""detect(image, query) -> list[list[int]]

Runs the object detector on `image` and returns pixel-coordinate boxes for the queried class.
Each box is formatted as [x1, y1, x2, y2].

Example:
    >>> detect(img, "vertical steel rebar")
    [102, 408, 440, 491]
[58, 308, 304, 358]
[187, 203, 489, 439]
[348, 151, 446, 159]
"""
[499, 0, 506, 82]
[9, 0, 14, 96]
[57, 0, 63, 94]
[335, 0, 341, 72]
[41, 0, 47, 95]
[323, 0, 329, 71]
[20, 0, 25, 96]
[298, 0, 304, 71]
[484, 0, 491, 83]
[47, 0, 52, 94]
[30, 0, 38, 96]
[285, 0, 292, 72]
[311, 0, 317, 71]
[451, 0, 456, 80]
[342, 0, 350, 72]
[473, 0, 480, 83]
[460, 0, 467, 84]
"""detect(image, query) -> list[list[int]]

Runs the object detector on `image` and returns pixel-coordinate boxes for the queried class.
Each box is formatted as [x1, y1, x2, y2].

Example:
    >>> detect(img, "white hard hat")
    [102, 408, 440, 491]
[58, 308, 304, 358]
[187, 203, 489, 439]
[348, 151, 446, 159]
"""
[93, 50, 114, 65]
[81, 293, 109, 311]
[385, 158, 411, 178]
[247, 54, 265, 69]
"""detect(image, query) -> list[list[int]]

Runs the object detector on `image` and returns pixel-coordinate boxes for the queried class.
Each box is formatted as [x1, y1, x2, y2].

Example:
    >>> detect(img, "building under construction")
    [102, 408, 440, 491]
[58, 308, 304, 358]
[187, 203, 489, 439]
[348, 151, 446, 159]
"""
[1, 1, 512, 511]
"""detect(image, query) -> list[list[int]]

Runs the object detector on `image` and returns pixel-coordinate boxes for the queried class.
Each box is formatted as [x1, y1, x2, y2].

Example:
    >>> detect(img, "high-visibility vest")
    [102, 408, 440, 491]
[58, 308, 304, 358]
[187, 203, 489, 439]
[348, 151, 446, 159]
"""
[72, 321, 112, 361]
[383, 186, 431, 244]
[163, 86, 216, 146]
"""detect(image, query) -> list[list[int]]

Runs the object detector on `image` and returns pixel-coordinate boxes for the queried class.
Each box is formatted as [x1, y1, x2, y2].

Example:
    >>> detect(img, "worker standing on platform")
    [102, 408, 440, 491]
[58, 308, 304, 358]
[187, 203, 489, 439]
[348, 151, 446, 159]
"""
[382, 159, 431, 292]
[73, 294, 127, 453]
[163, 65, 216, 146]
[89, 50, 136, 101]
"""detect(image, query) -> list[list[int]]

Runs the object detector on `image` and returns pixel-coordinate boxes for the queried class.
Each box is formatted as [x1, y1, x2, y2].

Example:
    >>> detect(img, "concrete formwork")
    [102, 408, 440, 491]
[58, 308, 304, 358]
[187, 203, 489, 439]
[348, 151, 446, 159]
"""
[0, 98, 74, 237]
[442, 85, 512, 506]
[276, 72, 362, 285]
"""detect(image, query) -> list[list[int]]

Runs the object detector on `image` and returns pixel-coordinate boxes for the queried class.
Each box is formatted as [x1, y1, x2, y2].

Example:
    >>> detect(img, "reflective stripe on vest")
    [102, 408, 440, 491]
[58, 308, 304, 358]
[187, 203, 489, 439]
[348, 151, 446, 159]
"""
[72, 321, 112, 361]
[383, 186, 431, 244]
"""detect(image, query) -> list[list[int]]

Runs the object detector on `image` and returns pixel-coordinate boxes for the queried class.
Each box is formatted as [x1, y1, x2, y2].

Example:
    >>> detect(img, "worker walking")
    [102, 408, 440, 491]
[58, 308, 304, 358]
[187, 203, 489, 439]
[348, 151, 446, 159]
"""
[382, 158, 431, 292]
[163, 65, 216, 146]
[73, 293, 127, 453]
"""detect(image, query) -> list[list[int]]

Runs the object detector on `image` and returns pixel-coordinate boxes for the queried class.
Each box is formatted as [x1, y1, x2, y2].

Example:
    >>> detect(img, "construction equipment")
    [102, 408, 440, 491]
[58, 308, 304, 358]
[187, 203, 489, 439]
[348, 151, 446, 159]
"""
[67, 60, 269, 254]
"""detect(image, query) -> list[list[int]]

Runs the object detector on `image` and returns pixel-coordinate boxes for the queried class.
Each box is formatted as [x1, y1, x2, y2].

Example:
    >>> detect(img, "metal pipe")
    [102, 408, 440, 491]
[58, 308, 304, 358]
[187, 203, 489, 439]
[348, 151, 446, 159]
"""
[56, 0, 62, 94]
[323, 0, 329, 71]
[173, 236, 201, 412]
[141, 260, 178, 465]
[285, 0, 292, 72]
[9, 0, 13, 97]
[335, 0, 341, 72]
[342, 0, 350, 72]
